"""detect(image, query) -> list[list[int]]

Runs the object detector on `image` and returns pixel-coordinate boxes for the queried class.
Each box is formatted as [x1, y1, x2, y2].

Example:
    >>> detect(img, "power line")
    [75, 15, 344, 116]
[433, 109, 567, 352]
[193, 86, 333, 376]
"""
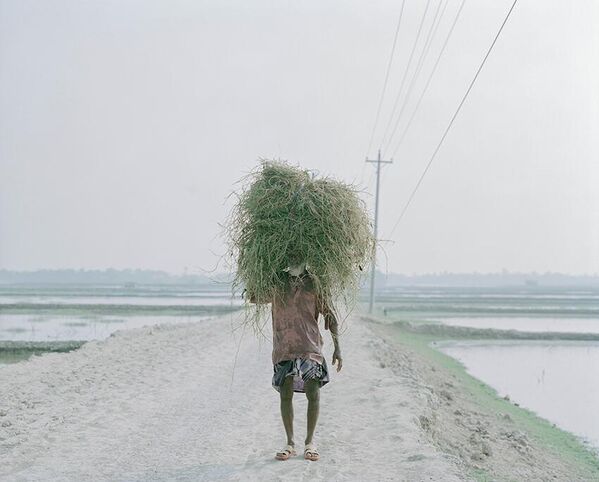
[387, 0, 519, 239]
[383, 0, 446, 155]
[383, 0, 447, 155]
[390, 0, 466, 159]
[365, 0, 406, 159]
[379, 0, 432, 151]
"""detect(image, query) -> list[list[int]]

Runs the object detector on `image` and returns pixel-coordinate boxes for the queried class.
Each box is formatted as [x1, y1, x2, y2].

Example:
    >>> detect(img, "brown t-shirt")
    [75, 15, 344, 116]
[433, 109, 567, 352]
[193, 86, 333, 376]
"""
[271, 279, 327, 365]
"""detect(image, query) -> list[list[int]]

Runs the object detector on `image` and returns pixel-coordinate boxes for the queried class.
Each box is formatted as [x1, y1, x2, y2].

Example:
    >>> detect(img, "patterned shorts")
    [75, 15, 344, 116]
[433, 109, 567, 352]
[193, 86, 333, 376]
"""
[272, 357, 330, 393]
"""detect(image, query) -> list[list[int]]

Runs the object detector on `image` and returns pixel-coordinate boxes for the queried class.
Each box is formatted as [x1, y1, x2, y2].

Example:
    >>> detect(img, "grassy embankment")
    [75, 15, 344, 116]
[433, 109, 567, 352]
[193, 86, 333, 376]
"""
[365, 312, 599, 481]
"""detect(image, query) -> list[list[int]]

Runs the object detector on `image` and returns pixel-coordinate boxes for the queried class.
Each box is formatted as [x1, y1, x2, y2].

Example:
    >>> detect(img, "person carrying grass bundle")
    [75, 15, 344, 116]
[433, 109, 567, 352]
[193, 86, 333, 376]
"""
[250, 260, 342, 462]
[227, 160, 373, 462]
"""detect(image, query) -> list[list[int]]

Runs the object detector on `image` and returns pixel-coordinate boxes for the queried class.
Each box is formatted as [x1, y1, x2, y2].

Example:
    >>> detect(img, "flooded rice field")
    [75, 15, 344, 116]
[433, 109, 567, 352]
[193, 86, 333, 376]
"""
[0, 292, 243, 307]
[0, 284, 241, 363]
[438, 340, 599, 451]
[377, 286, 599, 318]
[376, 285, 599, 452]
[0, 314, 215, 342]
[428, 316, 599, 334]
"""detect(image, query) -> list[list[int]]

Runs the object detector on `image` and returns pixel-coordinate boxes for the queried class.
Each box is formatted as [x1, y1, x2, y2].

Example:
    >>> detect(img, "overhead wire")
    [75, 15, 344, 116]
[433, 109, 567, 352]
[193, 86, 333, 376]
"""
[379, 0, 432, 151]
[364, 0, 407, 160]
[359, 1, 406, 189]
[382, 0, 447, 156]
[387, 0, 519, 239]
[390, 0, 466, 159]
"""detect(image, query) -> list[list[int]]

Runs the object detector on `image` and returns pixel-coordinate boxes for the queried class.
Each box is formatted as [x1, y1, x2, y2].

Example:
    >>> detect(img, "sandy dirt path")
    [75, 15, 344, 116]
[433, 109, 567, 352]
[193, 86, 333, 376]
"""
[0, 314, 467, 481]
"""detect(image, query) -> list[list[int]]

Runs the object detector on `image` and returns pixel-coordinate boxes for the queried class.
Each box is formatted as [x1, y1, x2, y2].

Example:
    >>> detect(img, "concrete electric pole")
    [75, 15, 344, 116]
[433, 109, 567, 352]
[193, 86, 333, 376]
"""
[366, 149, 392, 314]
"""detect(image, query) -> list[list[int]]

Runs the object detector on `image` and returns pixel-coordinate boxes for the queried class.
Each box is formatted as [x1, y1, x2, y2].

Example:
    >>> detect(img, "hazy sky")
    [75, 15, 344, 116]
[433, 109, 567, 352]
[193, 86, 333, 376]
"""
[1, 0, 598, 275]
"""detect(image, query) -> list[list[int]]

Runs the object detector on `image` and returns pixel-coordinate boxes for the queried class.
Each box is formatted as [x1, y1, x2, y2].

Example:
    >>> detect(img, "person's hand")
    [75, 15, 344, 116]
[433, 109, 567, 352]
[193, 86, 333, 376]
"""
[332, 349, 343, 372]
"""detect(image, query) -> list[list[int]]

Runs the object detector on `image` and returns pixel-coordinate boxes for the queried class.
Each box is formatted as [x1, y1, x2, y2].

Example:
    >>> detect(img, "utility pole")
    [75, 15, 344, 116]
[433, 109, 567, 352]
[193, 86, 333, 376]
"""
[366, 149, 393, 314]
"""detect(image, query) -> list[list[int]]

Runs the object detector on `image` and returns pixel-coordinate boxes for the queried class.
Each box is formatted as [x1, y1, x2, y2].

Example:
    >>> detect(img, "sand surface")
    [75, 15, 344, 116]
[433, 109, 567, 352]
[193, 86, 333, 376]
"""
[1, 314, 596, 481]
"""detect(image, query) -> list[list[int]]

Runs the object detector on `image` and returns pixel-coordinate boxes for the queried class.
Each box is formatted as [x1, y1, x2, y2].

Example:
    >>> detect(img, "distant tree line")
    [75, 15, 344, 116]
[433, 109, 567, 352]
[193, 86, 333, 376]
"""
[374, 270, 599, 288]
[0, 269, 231, 285]
[1, 269, 598, 288]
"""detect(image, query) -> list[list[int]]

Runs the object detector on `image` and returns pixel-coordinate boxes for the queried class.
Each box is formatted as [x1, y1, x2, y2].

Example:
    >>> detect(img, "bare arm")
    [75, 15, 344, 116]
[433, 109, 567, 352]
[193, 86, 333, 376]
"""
[321, 303, 343, 372]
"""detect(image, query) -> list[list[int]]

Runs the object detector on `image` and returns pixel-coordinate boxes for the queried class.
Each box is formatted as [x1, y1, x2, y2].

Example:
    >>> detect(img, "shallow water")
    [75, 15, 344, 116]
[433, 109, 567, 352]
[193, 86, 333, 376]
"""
[430, 316, 599, 334]
[0, 313, 215, 342]
[437, 340, 599, 451]
[0, 294, 242, 306]
[373, 286, 599, 318]
[0, 287, 240, 347]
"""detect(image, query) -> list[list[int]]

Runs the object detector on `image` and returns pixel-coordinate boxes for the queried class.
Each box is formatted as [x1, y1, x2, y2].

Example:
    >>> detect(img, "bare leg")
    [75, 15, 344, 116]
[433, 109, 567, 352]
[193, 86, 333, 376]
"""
[280, 376, 294, 446]
[304, 379, 320, 445]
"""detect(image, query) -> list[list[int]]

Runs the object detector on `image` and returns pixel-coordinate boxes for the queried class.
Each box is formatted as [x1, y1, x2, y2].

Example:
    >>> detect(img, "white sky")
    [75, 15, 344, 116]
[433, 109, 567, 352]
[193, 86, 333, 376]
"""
[1, 0, 598, 275]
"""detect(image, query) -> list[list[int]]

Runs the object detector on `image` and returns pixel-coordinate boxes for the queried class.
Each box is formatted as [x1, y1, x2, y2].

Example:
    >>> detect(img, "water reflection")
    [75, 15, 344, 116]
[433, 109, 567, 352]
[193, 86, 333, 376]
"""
[0, 314, 214, 342]
[0, 294, 242, 306]
[438, 340, 599, 450]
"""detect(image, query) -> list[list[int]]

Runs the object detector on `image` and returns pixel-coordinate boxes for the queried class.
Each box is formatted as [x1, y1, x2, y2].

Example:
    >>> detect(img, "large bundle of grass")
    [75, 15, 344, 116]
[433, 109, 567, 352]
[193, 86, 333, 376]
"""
[225, 160, 374, 328]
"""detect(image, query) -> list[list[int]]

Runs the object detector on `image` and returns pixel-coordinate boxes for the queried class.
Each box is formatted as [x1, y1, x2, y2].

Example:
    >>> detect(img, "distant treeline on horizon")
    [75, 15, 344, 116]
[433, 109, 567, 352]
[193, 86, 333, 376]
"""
[1, 269, 599, 288]
[0, 269, 229, 286]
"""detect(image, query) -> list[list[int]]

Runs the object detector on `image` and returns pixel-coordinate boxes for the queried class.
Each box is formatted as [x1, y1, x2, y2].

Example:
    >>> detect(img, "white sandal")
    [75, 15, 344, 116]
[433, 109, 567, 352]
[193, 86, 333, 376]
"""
[275, 444, 296, 461]
[304, 443, 319, 461]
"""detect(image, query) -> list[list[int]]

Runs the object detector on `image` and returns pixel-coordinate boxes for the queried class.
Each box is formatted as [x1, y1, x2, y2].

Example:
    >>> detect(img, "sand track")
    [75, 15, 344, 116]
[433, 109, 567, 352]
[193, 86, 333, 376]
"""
[1, 314, 467, 481]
